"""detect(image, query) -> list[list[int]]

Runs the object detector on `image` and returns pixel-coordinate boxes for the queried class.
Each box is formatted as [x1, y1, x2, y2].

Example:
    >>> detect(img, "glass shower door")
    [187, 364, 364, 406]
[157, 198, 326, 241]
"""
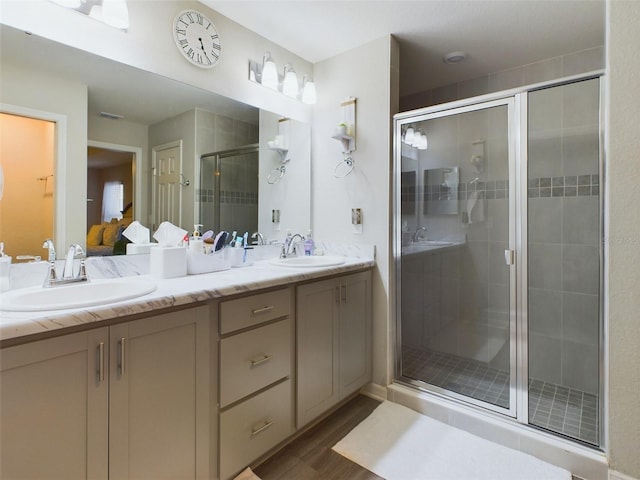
[526, 78, 602, 445]
[397, 98, 516, 415]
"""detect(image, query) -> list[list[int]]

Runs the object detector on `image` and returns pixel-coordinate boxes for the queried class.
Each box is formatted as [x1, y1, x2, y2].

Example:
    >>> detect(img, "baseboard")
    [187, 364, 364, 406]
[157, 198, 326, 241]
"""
[359, 382, 387, 402]
[610, 471, 640, 480]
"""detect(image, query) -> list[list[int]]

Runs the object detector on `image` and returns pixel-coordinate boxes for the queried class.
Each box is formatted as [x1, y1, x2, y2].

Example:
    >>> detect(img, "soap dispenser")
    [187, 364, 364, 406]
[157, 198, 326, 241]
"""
[304, 230, 315, 256]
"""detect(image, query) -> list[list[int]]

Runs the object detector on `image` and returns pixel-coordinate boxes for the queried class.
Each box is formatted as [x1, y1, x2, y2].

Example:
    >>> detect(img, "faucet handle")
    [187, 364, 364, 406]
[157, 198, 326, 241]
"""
[69, 244, 85, 258]
[42, 238, 56, 262]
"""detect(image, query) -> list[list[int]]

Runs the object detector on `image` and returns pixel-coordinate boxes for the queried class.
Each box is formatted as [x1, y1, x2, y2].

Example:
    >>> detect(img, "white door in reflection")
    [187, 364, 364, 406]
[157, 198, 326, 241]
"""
[152, 142, 182, 230]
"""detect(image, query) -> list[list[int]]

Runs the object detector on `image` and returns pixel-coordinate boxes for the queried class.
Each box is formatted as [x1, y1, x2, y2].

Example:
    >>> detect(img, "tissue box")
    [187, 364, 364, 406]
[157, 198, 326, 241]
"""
[126, 243, 159, 255]
[150, 246, 187, 279]
[186, 251, 230, 275]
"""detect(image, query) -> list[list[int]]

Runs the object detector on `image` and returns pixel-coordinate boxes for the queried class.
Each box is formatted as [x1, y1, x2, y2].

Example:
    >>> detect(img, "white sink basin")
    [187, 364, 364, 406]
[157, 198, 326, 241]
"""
[0, 277, 157, 312]
[270, 256, 346, 268]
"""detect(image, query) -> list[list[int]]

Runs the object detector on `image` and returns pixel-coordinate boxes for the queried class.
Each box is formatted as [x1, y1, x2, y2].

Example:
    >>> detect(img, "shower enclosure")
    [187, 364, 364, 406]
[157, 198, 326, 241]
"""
[199, 144, 259, 234]
[394, 76, 603, 447]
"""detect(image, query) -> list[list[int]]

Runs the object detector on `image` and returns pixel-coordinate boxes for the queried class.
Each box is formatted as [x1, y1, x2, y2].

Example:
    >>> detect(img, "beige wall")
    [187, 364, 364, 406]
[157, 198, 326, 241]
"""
[312, 35, 400, 387]
[0, 64, 88, 253]
[606, 1, 640, 477]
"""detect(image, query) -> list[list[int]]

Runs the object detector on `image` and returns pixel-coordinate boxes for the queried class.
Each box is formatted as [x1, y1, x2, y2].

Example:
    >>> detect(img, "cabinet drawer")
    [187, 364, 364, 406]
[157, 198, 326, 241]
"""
[220, 288, 291, 334]
[220, 379, 294, 480]
[220, 318, 292, 407]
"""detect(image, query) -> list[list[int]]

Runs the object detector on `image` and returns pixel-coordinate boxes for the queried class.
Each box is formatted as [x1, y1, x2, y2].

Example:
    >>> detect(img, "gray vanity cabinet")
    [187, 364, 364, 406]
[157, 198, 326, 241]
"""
[0, 305, 211, 480]
[1, 328, 109, 480]
[296, 270, 372, 428]
[218, 287, 295, 480]
[108, 306, 211, 480]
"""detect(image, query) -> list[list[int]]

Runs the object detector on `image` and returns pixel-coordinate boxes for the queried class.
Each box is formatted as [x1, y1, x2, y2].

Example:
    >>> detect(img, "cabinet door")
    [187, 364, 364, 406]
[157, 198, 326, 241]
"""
[296, 277, 340, 428]
[0, 328, 109, 480]
[339, 271, 372, 397]
[109, 306, 210, 480]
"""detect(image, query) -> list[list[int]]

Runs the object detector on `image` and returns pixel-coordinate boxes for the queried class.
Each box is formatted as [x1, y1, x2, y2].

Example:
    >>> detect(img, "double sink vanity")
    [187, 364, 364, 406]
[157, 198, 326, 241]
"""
[0, 249, 374, 480]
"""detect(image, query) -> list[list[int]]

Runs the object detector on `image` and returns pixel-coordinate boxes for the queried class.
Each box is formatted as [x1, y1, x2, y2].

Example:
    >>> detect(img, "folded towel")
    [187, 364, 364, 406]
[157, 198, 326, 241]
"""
[467, 190, 486, 224]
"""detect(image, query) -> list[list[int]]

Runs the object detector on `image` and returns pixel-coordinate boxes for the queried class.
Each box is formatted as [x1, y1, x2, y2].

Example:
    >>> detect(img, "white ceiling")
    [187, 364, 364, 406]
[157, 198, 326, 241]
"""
[201, 0, 605, 96]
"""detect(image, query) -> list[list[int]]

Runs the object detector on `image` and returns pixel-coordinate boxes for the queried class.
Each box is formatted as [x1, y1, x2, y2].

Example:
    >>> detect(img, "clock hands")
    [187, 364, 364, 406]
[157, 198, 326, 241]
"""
[198, 37, 212, 64]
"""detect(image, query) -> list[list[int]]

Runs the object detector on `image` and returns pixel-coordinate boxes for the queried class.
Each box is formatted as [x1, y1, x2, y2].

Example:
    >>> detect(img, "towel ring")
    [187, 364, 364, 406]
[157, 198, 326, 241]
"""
[333, 155, 354, 178]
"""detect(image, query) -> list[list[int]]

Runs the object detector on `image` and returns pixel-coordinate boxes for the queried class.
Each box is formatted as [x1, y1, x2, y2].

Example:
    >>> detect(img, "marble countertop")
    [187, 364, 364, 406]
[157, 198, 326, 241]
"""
[0, 247, 374, 346]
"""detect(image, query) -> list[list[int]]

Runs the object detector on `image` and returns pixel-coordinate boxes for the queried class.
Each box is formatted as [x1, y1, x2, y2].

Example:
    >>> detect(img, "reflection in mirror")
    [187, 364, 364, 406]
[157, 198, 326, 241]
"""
[199, 144, 259, 235]
[423, 167, 459, 215]
[0, 24, 311, 258]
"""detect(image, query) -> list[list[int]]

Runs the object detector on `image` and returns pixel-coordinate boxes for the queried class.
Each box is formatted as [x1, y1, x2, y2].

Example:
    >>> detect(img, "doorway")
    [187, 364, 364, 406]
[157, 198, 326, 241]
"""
[393, 76, 603, 447]
[0, 112, 55, 258]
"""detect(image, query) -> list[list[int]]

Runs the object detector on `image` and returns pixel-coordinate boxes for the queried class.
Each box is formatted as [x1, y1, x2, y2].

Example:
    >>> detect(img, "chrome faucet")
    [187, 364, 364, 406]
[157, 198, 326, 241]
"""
[413, 226, 428, 242]
[280, 233, 305, 258]
[42, 241, 88, 287]
[251, 232, 265, 246]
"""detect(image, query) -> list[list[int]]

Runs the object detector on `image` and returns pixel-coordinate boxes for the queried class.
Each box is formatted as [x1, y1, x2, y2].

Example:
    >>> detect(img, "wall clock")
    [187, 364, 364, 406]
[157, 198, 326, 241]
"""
[173, 10, 221, 68]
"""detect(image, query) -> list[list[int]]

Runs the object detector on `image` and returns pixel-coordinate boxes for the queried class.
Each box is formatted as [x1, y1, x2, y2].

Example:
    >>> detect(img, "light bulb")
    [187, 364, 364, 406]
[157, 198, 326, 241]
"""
[261, 52, 278, 90]
[404, 127, 415, 144]
[411, 131, 422, 147]
[282, 64, 299, 98]
[302, 77, 317, 104]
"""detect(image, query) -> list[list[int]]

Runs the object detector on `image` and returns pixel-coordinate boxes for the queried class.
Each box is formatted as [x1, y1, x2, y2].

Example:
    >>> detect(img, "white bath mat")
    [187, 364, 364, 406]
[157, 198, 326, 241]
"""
[332, 401, 571, 480]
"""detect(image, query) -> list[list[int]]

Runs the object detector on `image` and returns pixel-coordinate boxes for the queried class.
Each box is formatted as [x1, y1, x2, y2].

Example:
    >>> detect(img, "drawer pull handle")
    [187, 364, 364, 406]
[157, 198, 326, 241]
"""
[118, 337, 126, 376]
[251, 420, 274, 437]
[97, 342, 105, 382]
[251, 305, 274, 316]
[250, 355, 272, 367]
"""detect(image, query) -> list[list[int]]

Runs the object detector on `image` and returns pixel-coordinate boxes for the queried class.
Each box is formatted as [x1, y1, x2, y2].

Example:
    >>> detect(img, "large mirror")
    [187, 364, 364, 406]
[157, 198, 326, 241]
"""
[0, 24, 310, 259]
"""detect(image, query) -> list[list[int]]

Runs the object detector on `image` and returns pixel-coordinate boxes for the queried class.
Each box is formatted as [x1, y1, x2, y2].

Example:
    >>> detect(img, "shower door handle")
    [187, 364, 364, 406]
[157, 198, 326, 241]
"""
[504, 249, 515, 266]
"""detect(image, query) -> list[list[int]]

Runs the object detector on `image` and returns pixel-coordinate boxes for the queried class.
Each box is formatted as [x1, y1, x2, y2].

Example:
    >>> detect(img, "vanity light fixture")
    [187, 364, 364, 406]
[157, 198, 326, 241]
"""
[402, 126, 427, 150]
[48, 0, 130, 30]
[248, 53, 316, 104]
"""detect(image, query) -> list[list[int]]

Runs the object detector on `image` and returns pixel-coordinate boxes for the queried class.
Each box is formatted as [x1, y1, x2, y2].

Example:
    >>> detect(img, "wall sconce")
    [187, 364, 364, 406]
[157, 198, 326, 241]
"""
[249, 52, 317, 104]
[331, 97, 357, 178]
[49, 0, 130, 30]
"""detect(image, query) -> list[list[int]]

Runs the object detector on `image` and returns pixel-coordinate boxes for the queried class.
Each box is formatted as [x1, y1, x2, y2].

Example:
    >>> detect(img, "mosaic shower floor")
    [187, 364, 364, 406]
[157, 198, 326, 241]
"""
[401, 345, 599, 445]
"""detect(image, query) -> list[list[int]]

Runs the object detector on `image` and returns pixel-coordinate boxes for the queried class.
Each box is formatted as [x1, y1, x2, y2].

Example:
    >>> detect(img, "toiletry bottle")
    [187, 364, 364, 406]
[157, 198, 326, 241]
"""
[304, 230, 315, 256]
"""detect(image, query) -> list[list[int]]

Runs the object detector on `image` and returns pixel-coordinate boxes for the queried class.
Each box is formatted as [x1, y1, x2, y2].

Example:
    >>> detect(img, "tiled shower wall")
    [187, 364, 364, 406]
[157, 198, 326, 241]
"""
[400, 79, 601, 397]
[198, 111, 259, 234]
[527, 78, 601, 395]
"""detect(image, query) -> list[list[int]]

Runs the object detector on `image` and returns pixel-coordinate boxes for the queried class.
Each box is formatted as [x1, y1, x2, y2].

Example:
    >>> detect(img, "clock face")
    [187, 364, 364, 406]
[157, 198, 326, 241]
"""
[173, 10, 221, 68]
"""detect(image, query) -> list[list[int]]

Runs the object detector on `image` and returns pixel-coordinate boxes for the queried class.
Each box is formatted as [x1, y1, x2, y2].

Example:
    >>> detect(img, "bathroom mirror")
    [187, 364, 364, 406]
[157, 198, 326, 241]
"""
[423, 167, 459, 215]
[0, 25, 310, 258]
